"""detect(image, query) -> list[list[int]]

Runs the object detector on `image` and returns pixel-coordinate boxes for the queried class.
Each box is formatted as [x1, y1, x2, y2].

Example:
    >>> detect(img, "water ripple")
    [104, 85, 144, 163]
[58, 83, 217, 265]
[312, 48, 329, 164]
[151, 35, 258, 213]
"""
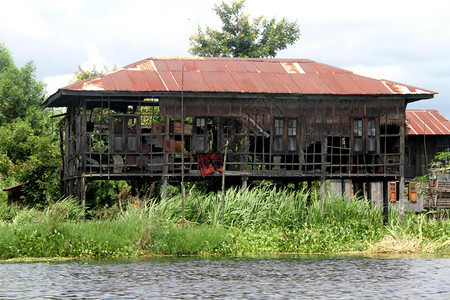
[0, 255, 448, 299]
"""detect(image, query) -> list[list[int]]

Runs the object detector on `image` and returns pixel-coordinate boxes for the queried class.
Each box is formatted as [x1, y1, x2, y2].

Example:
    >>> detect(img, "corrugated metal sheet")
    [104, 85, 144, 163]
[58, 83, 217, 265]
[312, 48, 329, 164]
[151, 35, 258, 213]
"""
[61, 57, 437, 96]
[406, 109, 450, 135]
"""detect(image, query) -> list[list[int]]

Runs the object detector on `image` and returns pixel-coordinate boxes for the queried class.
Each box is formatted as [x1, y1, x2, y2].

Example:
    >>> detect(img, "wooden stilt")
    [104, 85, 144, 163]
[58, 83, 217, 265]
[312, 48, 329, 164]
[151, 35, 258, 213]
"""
[241, 175, 248, 194]
[383, 180, 389, 225]
[80, 175, 86, 207]
[320, 135, 327, 211]
[162, 115, 170, 200]
[161, 177, 168, 199]
[399, 122, 405, 223]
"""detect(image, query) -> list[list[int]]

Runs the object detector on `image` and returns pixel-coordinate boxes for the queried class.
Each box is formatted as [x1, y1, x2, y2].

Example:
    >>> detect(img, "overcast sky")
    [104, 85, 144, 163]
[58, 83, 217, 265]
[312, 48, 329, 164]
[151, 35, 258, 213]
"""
[1, 0, 449, 117]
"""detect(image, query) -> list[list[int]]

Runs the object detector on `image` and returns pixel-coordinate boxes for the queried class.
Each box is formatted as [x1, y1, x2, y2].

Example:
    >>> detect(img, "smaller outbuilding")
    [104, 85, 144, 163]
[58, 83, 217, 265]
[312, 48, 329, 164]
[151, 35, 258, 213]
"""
[405, 109, 450, 179]
[2, 183, 25, 207]
[394, 109, 450, 211]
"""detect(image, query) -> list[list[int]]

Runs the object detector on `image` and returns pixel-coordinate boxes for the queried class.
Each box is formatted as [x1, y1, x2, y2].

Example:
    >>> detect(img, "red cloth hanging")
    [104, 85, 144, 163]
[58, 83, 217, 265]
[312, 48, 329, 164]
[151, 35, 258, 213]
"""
[197, 153, 224, 177]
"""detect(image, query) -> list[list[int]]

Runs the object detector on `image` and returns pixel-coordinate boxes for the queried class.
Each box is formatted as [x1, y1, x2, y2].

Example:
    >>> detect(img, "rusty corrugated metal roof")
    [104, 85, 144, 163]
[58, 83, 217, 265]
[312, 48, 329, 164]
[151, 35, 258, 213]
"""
[62, 57, 437, 95]
[406, 109, 450, 135]
[42, 57, 437, 108]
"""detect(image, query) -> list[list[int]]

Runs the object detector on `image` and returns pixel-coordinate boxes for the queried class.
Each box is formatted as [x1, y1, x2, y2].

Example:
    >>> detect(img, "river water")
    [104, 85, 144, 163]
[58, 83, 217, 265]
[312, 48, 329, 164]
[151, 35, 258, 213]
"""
[0, 254, 449, 299]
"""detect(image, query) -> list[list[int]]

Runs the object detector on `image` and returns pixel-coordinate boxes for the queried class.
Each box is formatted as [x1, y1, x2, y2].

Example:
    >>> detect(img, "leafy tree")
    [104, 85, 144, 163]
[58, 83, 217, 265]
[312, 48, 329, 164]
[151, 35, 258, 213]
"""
[0, 44, 46, 126]
[189, 0, 300, 58]
[70, 64, 116, 84]
[0, 42, 60, 206]
[70, 65, 103, 83]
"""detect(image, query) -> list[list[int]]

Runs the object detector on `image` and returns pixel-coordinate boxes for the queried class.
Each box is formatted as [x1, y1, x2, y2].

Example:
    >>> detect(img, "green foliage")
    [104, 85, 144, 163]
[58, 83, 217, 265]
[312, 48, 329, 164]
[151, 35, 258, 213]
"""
[414, 151, 450, 195]
[10, 197, 84, 225]
[0, 43, 14, 72]
[85, 180, 128, 210]
[0, 187, 448, 259]
[365, 207, 450, 253]
[70, 64, 117, 84]
[0, 220, 142, 258]
[189, 0, 300, 58]
[0, 118, 60, 206]
[148, 225, 229, 255]
[149, 184, 381, 232]
[0, 199, 19, 222]
[0, 43, 46, 126]
[430, 151, 450, 169]
[386, 209, 449, 241]
[150, 185, 306, 228]
[70, 65, 103, 83]
[0, 199, 141, 258]
[0, 43, 60, 205]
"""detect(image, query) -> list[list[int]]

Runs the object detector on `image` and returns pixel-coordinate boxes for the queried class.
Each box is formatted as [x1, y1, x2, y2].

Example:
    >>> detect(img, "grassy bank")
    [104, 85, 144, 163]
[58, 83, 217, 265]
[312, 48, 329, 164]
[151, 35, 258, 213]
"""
[0, 186, 448, 259]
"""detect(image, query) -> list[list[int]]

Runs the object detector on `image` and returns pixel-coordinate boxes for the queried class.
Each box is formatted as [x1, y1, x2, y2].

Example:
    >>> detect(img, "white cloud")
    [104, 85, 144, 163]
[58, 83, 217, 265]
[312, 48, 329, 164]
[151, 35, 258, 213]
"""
[80, 44, 107, 70]
[37, 0, 86, 11]
[0, 0, 50, 40]
[348, 65, 404, 81]
[44, 74, 73, 96]
[1, 0, 449, 117]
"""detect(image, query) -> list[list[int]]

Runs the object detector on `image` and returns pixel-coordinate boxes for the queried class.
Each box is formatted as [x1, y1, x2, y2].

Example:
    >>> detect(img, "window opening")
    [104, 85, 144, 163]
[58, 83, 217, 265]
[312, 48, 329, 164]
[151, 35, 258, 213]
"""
[273, 118, 299, 153]
[353, 118, 363, 153]
[196, 117, 206, 134]
[352, 118, 378, 154]
[287, 118, 297, 152]
[367, 119, 377, 153]
[275, 119, 284, 136]
[288, 119, 297, 136]
[273, 118, 284, 153]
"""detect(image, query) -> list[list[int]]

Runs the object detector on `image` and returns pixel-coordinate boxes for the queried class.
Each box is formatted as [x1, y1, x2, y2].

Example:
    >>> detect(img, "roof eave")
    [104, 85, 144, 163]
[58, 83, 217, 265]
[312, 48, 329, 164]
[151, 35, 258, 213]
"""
[405, 93, 435, 104]
[41, 89, 436, 109]
[41, 89, 161, 108]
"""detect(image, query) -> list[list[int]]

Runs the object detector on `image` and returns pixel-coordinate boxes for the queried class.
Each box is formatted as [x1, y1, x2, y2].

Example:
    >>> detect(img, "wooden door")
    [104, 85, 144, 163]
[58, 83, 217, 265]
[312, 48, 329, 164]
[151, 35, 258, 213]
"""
[409, 182, 418, 202]
[389, 181, 397, 201]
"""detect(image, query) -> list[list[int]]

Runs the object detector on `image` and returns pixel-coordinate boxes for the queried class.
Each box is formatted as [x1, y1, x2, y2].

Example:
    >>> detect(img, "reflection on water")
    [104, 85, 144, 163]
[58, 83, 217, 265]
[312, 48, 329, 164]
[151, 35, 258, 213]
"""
[0, 254, 449, 299]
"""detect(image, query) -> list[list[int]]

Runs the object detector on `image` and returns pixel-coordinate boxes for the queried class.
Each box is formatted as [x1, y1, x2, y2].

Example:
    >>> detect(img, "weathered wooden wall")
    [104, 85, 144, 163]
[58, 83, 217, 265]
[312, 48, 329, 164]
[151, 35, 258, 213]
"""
[405, 135, 450, 179]
[58, 95, 410, 209]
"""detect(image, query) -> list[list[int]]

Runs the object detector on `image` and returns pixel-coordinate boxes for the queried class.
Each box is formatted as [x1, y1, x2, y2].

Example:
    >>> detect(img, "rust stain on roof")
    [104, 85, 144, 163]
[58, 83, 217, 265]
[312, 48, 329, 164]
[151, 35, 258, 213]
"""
[56, 57, 438, 97]
[281, 62, 305, 74]
[406, 109, 450, 135]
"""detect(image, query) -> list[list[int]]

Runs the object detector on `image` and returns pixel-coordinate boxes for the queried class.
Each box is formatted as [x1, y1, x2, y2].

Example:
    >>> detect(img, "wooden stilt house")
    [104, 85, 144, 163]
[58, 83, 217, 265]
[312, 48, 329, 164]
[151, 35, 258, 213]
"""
[405, 109, 450, 179]
[41, 57, 436, 207]
[403, 109, 450, 209]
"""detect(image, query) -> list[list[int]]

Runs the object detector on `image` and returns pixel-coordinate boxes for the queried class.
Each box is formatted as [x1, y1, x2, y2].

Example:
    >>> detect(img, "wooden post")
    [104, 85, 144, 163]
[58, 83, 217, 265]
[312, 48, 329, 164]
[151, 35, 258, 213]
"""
[80, 175, 86, 207]
[80, 100, 87, 207]
[243, 121, 249, 172]
[383, 180, 389, 224]
[181, 64, 185, 228]
[221, 141, 229, 227]
[162, 116, 170, 200]
[241, 175, 248, 194]
[68, 179, 73, 198]
[161, 177, 168, 199]
[320, 136, 328, 211]
[399, 121, 405, 223]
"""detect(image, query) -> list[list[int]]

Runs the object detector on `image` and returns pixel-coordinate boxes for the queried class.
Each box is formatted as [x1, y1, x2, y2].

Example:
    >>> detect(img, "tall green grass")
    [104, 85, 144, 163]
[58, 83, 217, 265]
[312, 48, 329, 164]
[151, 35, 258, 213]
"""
[0, 186, 448, 259]
[119, 185, 386, 254]
[149, 185, 311, 228]
[368, 208, 450, 253]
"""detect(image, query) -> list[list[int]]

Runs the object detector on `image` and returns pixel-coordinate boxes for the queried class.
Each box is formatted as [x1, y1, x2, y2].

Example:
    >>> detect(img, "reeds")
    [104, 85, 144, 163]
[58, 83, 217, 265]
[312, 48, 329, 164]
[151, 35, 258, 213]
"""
[368, 209, 450, 253]
[0, 186, 448, 259]
[150, 185, 311, 228]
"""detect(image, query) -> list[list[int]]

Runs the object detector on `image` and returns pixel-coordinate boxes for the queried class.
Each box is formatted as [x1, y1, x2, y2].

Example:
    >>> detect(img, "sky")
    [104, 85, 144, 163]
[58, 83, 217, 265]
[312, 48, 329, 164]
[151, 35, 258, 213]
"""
[1, 0, 449, 117]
